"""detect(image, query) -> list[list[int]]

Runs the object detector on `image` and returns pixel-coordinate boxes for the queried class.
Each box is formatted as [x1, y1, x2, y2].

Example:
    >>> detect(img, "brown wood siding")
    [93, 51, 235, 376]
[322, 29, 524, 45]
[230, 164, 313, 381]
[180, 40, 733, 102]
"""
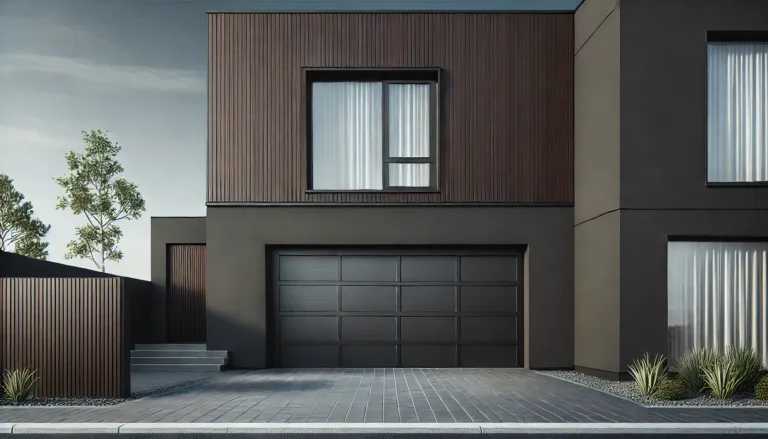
[167, 245, 206, 343]
[0, 278, 128, 398]
[207, 13, 574, 204]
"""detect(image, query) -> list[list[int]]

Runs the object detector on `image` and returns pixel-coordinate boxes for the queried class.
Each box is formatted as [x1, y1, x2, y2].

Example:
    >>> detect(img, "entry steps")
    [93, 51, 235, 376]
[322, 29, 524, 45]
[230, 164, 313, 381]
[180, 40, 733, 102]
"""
[130, 343, 229, 372]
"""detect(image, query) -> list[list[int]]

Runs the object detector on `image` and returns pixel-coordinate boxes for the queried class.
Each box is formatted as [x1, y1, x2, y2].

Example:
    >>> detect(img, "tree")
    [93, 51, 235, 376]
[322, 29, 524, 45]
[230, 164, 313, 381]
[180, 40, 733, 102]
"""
[55, 130, 146, 272]
[0, 174, 51, 259]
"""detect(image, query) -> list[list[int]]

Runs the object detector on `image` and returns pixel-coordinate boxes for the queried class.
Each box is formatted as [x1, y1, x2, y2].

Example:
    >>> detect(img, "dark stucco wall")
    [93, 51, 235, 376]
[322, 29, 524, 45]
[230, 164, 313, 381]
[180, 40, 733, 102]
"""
[150, 216, 207, 343]
[619, 0, 768, 210]
[205, 206, 573, 369]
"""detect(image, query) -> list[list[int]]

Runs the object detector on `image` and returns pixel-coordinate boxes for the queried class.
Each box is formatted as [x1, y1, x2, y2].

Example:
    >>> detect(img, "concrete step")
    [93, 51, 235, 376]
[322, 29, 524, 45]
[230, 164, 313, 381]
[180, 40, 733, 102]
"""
[130, 350, 228, 358]
[134, 343, 207, 351]
[130, 364, 225, 372]
[130, 356, 227, 366]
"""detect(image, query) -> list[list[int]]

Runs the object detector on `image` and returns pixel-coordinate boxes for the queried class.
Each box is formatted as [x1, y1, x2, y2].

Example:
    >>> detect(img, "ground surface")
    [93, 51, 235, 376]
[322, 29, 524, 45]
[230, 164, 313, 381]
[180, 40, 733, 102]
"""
[1, 369, 768, 423]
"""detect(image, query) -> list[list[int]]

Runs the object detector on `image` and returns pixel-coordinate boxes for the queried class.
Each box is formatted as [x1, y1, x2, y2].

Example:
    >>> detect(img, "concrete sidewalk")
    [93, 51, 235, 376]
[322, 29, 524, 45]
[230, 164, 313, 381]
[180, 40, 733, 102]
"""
[2, 422, 768, 436]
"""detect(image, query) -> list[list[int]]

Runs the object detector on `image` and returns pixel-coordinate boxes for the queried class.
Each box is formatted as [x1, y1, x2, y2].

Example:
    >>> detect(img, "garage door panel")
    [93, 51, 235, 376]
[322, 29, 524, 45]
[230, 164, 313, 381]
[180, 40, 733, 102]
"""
[273, 248, 522, 367]
[401, 346, 457, 367]
[461, 286, 518, 313]
[461, 317, 518, 343]
[280, 256, 339, 281]
[401, 317, 456, 342]
[401, 256, 456, 282]
[341, 256, 398, 282]
[461, 346, 517, 367]
[341, 286, 396, 312]
[279, 286, 338, 312]
[401, 286, 455, 312]
[281, 316, 338, 342]
[341, 317, 397, 341]
[342, 346, 397, 367]
[281, 345, 339, 367]
[460, 256, 518, 282]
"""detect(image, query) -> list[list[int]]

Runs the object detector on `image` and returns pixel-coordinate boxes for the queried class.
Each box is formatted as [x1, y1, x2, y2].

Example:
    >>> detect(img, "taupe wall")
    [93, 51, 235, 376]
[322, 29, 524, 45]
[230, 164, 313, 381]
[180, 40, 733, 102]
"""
[206, 206, 573, 369]
[150, 217, 206, 343]
[573, 0, 621, 373]
[575, 0, 768, 376]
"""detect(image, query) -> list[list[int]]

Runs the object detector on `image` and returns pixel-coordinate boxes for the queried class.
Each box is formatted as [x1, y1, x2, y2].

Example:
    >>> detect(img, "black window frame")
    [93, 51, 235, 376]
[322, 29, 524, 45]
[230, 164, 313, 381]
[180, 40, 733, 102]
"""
[304, 68, 441, 193]
[705, 31, 768, 188]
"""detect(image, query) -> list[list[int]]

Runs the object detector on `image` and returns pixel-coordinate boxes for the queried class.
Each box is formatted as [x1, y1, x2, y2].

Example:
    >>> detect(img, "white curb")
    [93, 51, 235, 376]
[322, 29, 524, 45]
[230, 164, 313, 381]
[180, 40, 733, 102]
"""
[0, 422, 768, 434]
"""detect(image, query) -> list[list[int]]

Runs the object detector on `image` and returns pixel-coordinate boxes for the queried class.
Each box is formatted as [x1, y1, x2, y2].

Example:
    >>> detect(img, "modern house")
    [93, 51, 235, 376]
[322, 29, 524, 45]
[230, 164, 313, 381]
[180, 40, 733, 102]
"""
[150, 0, 768, 379]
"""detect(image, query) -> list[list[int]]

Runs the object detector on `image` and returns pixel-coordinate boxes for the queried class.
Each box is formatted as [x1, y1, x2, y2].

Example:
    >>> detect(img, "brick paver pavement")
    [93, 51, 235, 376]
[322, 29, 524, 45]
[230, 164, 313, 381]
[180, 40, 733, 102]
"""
[1, 369, 768, 423]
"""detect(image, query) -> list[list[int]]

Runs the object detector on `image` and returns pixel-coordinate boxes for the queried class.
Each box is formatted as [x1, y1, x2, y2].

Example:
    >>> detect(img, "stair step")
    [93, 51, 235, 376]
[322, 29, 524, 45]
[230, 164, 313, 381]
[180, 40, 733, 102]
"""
[134, 344, 207, 351]
[131, 364, 225, 372]
[130, 350, 228, 358]
[131, 357, 227, 365]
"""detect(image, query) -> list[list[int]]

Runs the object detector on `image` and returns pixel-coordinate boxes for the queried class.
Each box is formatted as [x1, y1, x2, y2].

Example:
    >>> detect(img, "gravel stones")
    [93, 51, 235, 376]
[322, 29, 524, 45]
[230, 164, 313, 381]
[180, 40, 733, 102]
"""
[0, 377, 212, 407]
[542, 370, 768, 407]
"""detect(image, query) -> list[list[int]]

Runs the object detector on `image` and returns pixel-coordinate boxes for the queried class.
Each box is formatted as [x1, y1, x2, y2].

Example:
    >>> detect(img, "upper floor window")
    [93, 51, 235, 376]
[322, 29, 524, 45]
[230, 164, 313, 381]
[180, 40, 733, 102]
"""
[707, 39, 768, 184]
[307, 69, 438, 191]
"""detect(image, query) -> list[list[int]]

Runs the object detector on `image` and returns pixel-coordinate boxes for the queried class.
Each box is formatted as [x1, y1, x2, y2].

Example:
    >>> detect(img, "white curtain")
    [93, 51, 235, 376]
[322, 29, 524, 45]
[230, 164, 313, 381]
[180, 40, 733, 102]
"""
[312, 82, 382, 190]
[389, 84, 431, 158]
[707, 43, 768, 183]
[668, 242, 768, 367]
[389, 163, 430, 187]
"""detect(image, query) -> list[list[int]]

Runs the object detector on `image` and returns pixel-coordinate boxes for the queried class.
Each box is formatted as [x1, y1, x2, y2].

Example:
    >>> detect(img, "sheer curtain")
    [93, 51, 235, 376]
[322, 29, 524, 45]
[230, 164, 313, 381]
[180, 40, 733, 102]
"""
[388, 83, 431, 187]
[668, 242, 768, 367]
[312, 82, 382, 190]
[707, 43, 768, 182]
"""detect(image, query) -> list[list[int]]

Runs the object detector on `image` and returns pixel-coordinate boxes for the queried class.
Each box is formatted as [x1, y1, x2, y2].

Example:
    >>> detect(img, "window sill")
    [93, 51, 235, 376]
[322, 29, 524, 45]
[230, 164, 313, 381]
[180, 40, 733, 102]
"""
[705, 181, 768, 188]
[306, 189, 440, 194]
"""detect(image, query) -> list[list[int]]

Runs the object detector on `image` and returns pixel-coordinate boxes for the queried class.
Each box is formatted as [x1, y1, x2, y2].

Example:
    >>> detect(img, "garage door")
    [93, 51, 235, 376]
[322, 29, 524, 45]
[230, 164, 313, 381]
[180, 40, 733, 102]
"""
[271, 248, 522, 368]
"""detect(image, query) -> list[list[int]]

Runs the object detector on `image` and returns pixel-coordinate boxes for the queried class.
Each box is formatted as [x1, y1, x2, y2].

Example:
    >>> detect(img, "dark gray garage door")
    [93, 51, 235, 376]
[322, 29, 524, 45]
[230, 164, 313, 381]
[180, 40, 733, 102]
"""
[271, 248, 522, 368]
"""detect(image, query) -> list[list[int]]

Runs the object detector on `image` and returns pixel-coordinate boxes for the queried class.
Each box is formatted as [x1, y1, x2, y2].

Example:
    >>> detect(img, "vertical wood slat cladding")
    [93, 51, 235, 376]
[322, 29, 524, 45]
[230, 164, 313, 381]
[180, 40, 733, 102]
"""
[0, 278, 127, 398]
[167, 245, 206, 343]
[208, 13, 574, 204]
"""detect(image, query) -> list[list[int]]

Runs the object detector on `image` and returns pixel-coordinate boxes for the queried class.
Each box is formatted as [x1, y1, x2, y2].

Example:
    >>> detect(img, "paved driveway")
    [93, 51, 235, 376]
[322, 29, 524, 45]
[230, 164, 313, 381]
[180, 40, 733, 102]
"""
[2, 369, 768, 423]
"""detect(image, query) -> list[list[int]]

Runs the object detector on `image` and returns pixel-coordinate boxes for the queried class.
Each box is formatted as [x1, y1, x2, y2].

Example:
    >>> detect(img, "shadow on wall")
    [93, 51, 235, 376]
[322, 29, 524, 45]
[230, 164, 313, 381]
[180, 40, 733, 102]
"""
[207, 309, 270, 370]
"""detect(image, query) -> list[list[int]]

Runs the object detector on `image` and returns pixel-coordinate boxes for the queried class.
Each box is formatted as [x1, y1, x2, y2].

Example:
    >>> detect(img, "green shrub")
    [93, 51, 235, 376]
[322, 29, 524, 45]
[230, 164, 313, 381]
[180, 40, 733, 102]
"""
[653, 379, 689, 401]
[702, 357, 746, 400]
[725, 346, 764, 390]
[628, 353, 667, 397]
[676, 348, 717, 394]
[1, 367, 38, 403]
[754, 375, 768, 400]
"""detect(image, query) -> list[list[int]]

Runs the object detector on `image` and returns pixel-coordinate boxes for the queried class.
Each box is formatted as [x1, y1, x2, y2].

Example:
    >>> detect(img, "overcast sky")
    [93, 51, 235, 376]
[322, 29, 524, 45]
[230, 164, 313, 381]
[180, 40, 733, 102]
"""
[0, 0, 579, 280]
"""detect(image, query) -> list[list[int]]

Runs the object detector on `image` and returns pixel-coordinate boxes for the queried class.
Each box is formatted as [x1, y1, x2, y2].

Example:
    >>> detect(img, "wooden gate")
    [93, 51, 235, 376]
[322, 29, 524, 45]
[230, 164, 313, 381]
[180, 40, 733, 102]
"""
[167, 244, 206, 342]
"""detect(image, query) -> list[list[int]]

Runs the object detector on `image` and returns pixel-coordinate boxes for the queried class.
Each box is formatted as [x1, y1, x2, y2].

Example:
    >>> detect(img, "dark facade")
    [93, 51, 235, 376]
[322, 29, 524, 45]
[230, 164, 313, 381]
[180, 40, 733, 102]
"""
[149, 0, 768, 376]
[574, 0, 768, 378]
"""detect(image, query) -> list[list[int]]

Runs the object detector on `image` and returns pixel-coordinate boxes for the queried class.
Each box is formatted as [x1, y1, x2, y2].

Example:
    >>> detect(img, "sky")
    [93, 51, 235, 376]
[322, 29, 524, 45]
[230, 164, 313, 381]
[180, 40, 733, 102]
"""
[0, 0, 580, 280]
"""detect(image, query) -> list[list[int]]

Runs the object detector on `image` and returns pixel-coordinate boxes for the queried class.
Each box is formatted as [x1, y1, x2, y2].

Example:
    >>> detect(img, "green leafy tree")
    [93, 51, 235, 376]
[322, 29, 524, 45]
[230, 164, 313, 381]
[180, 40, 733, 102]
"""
[0, 174, 51, 260]
[55, 130, 146, 272]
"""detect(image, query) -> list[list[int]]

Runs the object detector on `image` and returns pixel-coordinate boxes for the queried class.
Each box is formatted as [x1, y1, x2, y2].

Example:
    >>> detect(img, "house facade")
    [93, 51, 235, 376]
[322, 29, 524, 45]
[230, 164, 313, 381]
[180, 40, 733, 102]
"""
[151, 0, 768, 379]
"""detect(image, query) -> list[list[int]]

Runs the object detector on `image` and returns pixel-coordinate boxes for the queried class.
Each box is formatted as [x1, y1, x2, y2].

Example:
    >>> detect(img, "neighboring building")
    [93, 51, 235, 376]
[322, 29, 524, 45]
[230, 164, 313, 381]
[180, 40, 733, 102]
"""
[152, 0, 768, 379]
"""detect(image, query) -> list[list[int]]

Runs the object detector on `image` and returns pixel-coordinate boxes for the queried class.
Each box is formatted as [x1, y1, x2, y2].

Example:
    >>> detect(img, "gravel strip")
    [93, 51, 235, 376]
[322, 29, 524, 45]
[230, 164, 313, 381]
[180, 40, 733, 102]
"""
[0, 376, 214, 407]
[542, 370, 768, 407]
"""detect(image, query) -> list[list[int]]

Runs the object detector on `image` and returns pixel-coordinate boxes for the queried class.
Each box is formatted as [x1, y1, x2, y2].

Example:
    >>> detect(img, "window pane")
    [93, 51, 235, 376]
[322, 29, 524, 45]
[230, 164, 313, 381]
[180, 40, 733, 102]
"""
[707, 43, 768, 182]
[388, 163, 430, 187]
[388, 84, 431, 158]
[312, 82, 383, 190]
[668, 241, 768, 368]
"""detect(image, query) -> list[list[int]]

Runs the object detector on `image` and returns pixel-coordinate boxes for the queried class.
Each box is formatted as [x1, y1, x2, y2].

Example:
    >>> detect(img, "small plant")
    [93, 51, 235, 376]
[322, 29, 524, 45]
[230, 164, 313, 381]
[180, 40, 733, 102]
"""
[628, 353, 667, 397]
[653, 379, 689, 401]
[725, 346, 764, 390]
[1, 367, 39, 402]
[702, 357, 746, 400]
[754, 375, 768, 400]
[676, 348, 717, 394]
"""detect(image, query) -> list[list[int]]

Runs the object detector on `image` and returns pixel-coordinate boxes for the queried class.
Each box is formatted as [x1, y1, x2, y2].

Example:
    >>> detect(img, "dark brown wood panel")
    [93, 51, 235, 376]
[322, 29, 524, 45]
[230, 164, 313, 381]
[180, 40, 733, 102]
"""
[0, 278, 128, 398]
[207, 13, 574, 204]
[167, 245, 206, 343]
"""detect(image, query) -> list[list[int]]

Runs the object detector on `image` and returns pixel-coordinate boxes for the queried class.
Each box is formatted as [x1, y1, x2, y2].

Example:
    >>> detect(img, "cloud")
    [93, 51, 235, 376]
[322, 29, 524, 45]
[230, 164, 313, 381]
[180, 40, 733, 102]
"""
[0, 124, 77, 151]
[0, 53, 204, 94]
